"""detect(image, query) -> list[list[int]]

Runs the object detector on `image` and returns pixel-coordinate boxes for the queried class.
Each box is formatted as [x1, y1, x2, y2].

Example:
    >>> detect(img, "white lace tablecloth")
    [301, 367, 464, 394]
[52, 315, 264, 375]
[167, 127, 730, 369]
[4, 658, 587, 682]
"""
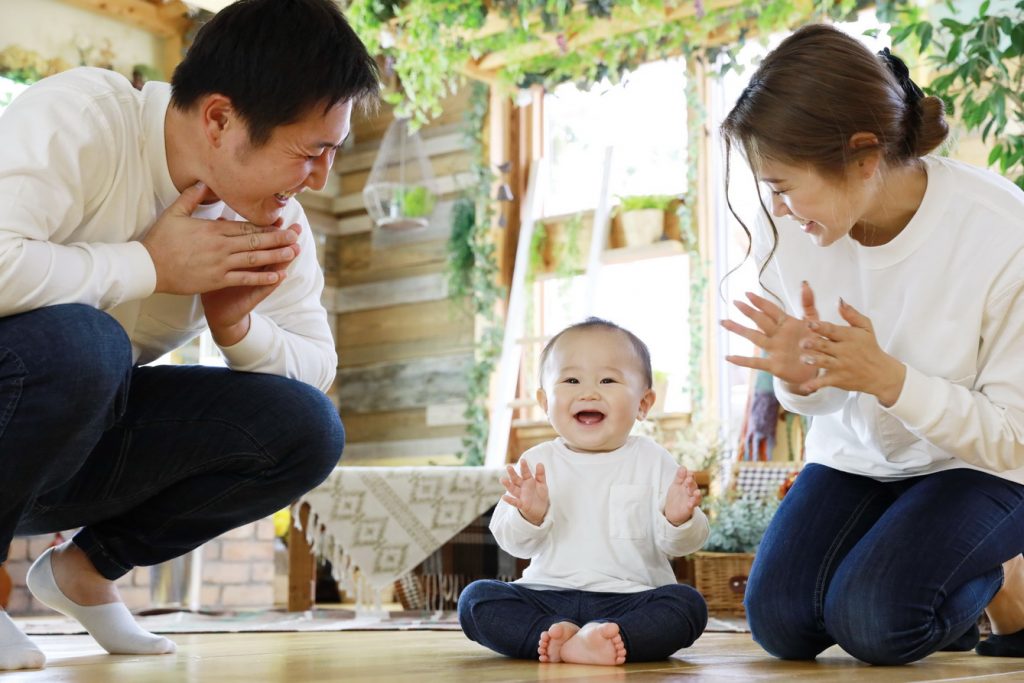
[296, 466, 506, 615]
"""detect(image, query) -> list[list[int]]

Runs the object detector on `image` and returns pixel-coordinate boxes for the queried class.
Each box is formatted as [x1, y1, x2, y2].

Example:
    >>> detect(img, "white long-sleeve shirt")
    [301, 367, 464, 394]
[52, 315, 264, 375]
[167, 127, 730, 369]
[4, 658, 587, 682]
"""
[0, 67, 336, 391]
[490, 435, 710, 593]
[753, 155, 1024, 482]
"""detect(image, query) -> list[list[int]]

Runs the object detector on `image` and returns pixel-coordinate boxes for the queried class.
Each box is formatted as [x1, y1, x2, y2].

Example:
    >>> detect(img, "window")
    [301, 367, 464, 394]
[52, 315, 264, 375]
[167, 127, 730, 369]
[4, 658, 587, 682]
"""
[516, 58, 692, 423]
[544, 58, 688, 215]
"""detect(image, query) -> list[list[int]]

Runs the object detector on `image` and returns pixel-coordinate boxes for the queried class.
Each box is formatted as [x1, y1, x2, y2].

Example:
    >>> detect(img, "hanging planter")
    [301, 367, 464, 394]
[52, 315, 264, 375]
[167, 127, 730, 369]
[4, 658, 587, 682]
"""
[363, 117, 438, 231]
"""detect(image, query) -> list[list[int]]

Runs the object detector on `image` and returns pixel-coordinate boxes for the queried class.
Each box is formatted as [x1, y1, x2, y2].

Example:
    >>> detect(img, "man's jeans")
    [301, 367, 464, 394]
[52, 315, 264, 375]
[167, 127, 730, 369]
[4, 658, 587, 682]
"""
[0, 304, 343, 579]
[746, 463, 1024, 665]
[458, 580, 707, 662]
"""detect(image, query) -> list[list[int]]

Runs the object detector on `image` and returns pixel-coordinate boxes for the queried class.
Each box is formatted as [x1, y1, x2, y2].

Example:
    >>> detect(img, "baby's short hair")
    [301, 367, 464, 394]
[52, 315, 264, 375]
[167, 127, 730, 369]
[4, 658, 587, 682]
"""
[538, 317, 653, 389]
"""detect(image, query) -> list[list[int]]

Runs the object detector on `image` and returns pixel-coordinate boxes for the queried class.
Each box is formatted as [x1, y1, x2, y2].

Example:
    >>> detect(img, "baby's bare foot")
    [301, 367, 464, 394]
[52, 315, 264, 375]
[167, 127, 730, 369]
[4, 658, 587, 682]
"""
[538, 621, 579, 663]
[559, 622, 627, 665]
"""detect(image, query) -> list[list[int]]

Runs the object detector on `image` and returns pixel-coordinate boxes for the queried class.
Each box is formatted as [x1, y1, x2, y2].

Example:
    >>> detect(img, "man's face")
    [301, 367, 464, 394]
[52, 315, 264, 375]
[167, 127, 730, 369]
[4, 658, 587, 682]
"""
[208, 99, 353, 226]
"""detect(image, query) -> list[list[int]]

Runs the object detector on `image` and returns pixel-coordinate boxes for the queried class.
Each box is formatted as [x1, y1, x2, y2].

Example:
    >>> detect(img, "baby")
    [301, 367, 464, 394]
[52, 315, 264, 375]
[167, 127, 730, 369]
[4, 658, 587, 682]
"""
[458, 317, 709, 665]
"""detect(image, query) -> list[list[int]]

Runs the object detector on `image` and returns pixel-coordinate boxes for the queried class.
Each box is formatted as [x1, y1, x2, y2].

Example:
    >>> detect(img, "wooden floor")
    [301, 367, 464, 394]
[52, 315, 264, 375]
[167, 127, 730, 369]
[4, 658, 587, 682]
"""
[4, 631, 1024, 682]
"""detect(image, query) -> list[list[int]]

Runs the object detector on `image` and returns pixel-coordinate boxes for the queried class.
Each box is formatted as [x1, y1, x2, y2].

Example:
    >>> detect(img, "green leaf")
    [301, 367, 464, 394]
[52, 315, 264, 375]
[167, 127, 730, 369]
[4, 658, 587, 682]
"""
[917, 22, 934, 52]
[979, 0, 991, 18]
[940, 17, 967, 36]
[931, 72, 958, 93]
[948, 36, 962, 62]
[982, 116, 995, 142]
[988, 144, 1003, 166]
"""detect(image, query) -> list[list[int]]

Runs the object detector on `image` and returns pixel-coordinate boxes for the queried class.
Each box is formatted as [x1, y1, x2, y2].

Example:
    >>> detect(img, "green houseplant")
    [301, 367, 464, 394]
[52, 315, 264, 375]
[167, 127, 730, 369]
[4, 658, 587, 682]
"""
[616, 194, 675, 246]
[881, 0, 1024, 188]
[703, 495, 780, 555]
[693, 494, 780, 616]
[395, 184, 436, 218]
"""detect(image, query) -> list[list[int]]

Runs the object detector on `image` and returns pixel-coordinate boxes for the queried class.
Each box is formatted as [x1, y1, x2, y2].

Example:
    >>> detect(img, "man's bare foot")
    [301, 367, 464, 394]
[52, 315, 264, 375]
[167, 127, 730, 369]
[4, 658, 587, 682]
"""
[559, 622, 627, 665]
[49, 542, 119, 606]
[538, 621, 579, 662]
[987, 554, 1024, 635]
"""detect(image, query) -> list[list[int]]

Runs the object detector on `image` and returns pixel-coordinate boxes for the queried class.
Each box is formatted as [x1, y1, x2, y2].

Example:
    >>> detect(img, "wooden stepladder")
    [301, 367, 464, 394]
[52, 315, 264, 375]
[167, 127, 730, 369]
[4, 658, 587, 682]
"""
[484, 148, 614, 468]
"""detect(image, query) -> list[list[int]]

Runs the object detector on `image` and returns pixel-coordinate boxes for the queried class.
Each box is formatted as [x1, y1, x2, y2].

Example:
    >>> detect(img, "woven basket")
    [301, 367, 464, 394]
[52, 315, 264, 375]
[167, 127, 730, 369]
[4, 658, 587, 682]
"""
[692, 551, 755, 616]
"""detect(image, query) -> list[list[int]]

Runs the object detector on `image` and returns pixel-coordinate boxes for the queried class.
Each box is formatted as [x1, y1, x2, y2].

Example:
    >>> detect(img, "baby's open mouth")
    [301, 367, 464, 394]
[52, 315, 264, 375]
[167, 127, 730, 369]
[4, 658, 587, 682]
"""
[574, 410, 605, 425]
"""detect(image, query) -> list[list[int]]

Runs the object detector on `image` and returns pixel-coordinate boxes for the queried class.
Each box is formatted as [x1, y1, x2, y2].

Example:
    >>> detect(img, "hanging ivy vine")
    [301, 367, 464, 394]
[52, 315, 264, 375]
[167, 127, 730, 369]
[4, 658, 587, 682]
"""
[345, 0, 866, 127]
[679, 67, 708, 417]
[446, 82, 504, 466]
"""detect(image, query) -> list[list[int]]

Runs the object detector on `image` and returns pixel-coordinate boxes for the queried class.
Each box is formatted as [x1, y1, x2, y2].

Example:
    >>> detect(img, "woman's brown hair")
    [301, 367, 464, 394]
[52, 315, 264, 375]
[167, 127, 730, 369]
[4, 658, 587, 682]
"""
[720, 23, 949, 283]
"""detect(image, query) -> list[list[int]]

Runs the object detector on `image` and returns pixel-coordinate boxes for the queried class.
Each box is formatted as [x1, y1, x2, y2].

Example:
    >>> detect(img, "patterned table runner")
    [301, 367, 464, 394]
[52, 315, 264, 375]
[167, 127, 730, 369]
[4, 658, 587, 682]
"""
[296, 466, 506, 615]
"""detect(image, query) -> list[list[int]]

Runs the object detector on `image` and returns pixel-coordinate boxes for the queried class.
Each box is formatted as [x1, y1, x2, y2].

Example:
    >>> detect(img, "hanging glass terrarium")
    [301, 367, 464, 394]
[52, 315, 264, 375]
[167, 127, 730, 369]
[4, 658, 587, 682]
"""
[363, 117, 437, 231]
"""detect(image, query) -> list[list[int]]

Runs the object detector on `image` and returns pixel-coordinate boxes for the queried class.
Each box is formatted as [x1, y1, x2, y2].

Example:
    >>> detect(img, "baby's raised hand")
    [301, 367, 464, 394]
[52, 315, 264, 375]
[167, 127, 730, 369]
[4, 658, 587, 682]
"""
[664, 466, 702, 527]
[501, 459, 549, 526]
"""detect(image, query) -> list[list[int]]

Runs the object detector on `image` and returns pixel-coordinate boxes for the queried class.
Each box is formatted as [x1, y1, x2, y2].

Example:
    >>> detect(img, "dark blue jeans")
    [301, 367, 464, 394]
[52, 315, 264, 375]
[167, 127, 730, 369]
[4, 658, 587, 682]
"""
[458, 579, 707, 662]
[0, 304, 343, 579]
[746, 463, 1024, 665]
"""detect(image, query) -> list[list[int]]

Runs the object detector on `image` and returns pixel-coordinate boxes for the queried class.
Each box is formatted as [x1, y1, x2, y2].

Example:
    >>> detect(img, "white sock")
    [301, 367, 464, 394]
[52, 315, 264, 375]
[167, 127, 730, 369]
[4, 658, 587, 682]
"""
[0, 609, 45, 671]
[26, 547, 175, 656]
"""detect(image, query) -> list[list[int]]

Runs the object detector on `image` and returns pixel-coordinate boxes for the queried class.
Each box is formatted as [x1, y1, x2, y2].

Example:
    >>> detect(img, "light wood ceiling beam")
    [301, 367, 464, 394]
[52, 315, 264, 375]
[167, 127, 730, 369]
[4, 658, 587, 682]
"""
[59, 0, 190, 39]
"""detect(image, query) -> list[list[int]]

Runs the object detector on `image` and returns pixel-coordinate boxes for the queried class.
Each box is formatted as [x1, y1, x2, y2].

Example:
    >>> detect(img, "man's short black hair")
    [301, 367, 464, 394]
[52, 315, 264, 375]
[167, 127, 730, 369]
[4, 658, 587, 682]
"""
[171, 0, 380, 146]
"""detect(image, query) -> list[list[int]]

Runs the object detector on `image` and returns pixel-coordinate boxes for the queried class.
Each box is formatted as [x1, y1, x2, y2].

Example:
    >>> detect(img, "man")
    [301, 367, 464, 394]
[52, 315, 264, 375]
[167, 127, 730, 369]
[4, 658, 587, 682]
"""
[0, 0, 378, 670]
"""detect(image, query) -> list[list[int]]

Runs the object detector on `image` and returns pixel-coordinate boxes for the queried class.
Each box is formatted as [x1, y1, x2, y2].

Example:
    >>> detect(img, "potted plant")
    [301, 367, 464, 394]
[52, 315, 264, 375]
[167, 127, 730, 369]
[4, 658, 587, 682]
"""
[397, 184, 436, 219]
[616, 194, 675, 246]
[693, 494, 780, 616]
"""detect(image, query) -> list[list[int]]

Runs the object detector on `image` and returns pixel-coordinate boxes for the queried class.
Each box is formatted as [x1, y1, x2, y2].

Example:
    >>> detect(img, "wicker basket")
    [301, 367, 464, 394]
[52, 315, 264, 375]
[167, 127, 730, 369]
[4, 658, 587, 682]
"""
[692, 551, 755, 616]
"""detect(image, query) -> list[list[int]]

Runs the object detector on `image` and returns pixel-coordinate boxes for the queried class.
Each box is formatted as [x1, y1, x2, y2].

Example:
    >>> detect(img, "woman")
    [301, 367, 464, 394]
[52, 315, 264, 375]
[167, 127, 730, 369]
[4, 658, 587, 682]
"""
[721, 23, 1024, 665]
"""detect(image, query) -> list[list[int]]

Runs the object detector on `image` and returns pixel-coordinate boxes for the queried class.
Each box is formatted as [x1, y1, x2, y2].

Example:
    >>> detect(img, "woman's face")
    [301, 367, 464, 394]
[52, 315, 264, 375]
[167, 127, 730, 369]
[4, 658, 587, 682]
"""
[757, 157, 867, 247]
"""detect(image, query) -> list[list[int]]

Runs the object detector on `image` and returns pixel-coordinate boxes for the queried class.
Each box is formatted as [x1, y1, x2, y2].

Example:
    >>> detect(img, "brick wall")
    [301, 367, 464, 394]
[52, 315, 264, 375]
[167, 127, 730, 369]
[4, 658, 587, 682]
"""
[4, 518, 278, 616]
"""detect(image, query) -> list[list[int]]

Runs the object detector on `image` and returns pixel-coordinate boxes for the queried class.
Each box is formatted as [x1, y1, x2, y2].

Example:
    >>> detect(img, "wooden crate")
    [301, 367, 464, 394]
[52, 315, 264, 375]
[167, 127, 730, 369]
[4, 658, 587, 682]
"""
[692, 551, 754, 616]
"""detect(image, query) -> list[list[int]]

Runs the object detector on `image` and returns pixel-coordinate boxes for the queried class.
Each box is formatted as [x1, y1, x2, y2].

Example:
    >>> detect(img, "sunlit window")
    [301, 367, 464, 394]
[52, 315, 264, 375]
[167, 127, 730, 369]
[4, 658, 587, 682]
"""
[518, 57, 691, 422]
[544, 58, 688, 215]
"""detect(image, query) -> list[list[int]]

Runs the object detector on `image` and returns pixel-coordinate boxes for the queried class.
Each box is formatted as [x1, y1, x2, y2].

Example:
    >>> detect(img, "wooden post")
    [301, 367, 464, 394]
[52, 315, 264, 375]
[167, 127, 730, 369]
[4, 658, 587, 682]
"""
[0, 562, 11, 609]
[689, 57, 721, 423]
[287, 503, 316, 612]
[162, 32, 184, 82]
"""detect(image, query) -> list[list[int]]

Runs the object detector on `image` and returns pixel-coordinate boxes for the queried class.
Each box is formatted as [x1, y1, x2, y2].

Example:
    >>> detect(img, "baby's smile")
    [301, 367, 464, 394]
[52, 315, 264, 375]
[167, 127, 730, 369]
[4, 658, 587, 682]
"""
[574, 410, 606, 425]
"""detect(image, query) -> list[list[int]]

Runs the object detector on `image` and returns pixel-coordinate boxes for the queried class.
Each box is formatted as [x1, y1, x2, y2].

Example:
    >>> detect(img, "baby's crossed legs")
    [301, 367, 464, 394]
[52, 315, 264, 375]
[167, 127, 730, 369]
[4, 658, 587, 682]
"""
[458, 580, 708, 664]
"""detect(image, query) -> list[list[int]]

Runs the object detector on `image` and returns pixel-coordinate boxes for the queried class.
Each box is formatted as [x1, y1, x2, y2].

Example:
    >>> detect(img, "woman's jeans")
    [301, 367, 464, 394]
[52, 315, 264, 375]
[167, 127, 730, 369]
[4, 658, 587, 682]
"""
[0, 304, 344, 579]
[458, 580, 707, 662]
[746, 462, 1024, 665]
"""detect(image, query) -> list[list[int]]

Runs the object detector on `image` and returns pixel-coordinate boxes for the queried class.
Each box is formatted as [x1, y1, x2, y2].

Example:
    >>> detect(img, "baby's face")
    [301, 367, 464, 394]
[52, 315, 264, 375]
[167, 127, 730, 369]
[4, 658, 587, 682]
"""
[538, 327, 654, 453]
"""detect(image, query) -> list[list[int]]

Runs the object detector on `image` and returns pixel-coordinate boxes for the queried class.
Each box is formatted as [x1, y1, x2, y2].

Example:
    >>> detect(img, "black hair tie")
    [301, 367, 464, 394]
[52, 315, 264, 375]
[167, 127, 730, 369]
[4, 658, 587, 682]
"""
[878, 47, 924, 106]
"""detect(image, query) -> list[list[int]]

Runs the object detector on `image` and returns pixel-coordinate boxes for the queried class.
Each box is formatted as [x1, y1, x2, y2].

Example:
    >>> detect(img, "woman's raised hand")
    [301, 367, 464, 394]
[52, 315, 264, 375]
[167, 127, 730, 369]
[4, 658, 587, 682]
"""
[721, 281, 821, 387]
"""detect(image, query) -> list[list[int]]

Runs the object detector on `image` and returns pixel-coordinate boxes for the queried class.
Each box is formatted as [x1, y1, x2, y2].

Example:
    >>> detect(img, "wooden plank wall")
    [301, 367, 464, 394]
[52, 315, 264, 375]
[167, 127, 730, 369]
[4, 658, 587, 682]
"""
[299, 87, 476, 466]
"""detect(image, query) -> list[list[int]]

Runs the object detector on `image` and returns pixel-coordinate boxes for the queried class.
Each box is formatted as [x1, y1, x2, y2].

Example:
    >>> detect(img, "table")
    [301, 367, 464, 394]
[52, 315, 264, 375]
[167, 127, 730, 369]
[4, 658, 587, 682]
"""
[290, 466, 507, 616]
